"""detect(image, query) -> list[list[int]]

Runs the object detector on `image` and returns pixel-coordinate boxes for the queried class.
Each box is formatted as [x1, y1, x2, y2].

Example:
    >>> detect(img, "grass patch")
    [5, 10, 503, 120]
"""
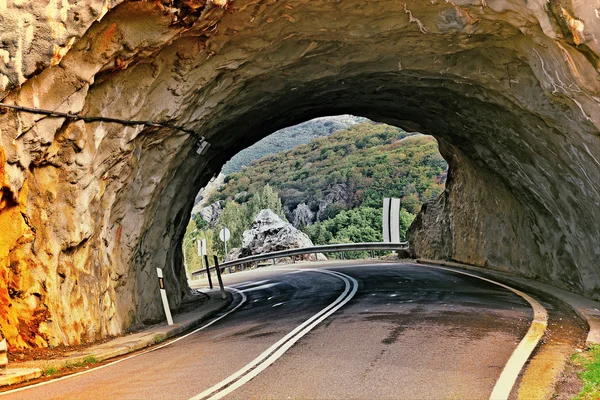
[153, 335, 165, 344]
[83, 354, 97, 364]
[64, 354, 97, 370]
[573, 344, 600, 400]
[43, 366, 58, 376]
[64, 360, 83, 369]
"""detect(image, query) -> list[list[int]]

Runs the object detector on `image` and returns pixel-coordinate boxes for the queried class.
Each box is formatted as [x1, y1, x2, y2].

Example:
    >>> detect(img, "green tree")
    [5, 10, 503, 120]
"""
[182, 221, 217, 276]
[193, 213, 207, 230]
[213, 201, 247, 257]
[247, 184, 285, 221]
[304, 206, 416, 259]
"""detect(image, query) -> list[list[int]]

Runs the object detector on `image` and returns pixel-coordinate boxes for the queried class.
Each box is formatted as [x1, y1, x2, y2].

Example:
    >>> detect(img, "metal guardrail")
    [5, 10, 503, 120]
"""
[191, 242, 409, 278]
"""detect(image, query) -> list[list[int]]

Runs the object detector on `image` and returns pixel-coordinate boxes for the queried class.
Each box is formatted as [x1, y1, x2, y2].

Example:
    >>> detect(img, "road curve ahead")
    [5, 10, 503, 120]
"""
[2, 263, 535, 400]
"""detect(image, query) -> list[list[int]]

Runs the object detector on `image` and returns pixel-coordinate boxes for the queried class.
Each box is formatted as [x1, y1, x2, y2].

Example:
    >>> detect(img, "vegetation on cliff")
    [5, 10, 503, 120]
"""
[221, 115, 365, 174]
[184, 185, 285, 271]
[210, 121, 447, 215]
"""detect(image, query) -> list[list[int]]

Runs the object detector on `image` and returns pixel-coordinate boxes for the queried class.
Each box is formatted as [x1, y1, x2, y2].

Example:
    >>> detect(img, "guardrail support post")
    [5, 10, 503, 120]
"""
[370, 250, 375, 258]
[213, 255, 227, 300]
[204, 255, 213, 289]
[292, 255, 296, 264]
[341, 252, 345, 260]
[272, 258, 276, 266]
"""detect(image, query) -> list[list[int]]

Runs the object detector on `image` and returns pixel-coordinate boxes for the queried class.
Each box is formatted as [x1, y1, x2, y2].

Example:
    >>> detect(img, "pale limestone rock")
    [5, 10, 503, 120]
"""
[241, 209, 325, 261]
[291, 203, 315, 227]
[199, 201, 223, 227]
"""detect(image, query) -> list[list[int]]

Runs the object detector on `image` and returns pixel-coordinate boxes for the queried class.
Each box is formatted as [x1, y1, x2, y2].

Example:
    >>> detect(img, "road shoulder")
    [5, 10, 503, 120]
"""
[0, 289, 232, 389]
[417, 258, 596, 400]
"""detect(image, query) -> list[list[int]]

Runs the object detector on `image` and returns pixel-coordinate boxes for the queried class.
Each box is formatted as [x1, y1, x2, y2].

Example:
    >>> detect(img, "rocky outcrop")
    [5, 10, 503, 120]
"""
[408, 142, 551, 279]
[227, 247, 242, 261]
[316, 184, 349, 221]
[198, 201, 223, 227]
[192, 173, 226, 211]
[241, 210, 325, 261]
[0, 0, 599, 349]
[291, 203, 315, 227]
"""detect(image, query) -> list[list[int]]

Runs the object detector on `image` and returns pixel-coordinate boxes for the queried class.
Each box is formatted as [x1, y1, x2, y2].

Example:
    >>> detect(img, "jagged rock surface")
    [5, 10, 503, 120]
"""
[316, 184, 350, 221]
[198, 201, 224, 227]
[192, 173, 225, 211]
[0, 0, 599, 349]
[241, 210, 325, 261]
[291, 203, 315, 228]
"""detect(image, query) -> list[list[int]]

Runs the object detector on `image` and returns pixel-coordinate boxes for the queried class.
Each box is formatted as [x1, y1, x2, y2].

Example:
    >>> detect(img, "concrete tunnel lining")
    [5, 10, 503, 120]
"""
[0, 0, 598, 349]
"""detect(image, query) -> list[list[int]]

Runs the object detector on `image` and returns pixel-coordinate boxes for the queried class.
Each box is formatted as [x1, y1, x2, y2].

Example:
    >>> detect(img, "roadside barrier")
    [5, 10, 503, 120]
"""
[191, 242, 409, 279]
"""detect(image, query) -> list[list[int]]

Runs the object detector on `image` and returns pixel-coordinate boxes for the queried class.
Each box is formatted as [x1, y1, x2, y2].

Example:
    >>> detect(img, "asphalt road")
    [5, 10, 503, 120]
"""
[2, 262, 539, 400]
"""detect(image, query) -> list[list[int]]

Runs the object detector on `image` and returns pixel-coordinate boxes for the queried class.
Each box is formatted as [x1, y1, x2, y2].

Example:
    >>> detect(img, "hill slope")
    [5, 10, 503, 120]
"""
[210, 121, 448, 222]
[221, 115, 366, 174]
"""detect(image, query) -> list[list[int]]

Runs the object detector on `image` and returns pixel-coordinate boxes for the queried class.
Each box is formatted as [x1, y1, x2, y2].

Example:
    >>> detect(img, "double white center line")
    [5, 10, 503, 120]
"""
[189, 269, 359, 400]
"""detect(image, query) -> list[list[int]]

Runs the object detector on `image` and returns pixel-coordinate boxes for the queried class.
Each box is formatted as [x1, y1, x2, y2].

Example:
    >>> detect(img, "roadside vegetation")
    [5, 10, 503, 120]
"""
[42, 365, 58, 376]
[572, 345, 600, 399]
[41, 354, 98, 376]
[211, 122, 447, 215]
[221, 115, 365, 174]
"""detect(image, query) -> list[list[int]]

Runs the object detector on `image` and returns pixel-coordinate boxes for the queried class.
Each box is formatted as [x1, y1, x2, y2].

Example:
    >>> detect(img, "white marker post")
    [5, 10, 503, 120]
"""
[0, 338, 7, 369]
[156, 268, 174, 326]
[219, 227, 231, 261]
[382, 197, 402, 243]
[197, 238, 207, 258]
[197, 238, 207, 276]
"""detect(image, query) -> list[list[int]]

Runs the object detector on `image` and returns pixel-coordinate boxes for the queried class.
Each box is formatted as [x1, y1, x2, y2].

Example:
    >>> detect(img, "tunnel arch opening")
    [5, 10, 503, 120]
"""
[0, 0, 598, 349]
[182, 114, 448, 275]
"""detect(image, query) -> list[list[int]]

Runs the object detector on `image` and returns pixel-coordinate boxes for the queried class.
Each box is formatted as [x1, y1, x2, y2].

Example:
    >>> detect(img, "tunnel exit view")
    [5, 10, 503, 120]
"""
[0, 0, 599, 399]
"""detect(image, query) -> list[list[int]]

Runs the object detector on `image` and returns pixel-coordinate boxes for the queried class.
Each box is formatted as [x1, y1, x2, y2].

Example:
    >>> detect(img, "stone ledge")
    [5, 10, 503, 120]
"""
[0, 368, 43, 387]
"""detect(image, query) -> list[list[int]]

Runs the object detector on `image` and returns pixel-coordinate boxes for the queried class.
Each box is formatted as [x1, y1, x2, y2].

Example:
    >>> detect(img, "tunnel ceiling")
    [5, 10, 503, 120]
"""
[0, 0, 599, 349]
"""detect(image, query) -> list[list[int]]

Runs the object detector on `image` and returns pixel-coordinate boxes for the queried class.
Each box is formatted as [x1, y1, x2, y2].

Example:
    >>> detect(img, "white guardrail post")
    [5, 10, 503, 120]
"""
[156, 267, 174, 326]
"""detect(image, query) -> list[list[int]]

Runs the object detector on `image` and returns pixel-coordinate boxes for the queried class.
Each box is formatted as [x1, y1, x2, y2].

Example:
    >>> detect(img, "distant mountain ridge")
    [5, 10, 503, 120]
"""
[221, 115, 366, 174]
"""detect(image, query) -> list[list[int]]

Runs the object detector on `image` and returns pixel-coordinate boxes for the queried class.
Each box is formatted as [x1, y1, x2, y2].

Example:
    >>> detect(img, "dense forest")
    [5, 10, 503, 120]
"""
[183, 120, 448, 273]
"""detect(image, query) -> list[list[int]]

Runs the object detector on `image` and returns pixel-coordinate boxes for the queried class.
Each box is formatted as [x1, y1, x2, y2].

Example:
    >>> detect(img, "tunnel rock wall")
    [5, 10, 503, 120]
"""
[0, 0, 599, 349]
[407, 141, 553, 283]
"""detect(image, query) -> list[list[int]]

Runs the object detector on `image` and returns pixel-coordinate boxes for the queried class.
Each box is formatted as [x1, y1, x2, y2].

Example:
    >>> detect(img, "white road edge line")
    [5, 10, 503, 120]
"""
[418, 264, 548, 400]
[234, 280, 270, 288]
[0, 288, 248, 397]
[190, 269, 359, 400]
[239, 283, 280, 292]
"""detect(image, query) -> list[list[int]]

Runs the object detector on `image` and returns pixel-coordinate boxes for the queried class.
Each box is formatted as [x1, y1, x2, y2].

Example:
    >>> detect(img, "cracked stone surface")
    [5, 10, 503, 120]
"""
[0, 0, 599, 349]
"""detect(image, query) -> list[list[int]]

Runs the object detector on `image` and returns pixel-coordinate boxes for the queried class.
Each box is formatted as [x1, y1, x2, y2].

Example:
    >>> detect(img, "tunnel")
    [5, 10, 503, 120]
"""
[0, 0, 598, 349]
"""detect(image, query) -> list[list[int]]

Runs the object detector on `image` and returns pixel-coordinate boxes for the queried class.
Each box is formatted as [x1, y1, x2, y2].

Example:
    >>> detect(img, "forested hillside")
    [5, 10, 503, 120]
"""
[221, 115, 365, 174]
[211, 122, 447, 218]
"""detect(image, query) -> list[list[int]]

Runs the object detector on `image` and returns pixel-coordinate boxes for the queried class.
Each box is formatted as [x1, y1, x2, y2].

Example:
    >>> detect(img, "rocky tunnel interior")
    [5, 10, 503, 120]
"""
[0, 0, 598, 349]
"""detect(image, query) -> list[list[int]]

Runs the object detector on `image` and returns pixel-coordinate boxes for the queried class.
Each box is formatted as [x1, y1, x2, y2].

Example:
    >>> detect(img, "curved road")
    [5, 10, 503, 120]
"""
[2, 263, 538, 399]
